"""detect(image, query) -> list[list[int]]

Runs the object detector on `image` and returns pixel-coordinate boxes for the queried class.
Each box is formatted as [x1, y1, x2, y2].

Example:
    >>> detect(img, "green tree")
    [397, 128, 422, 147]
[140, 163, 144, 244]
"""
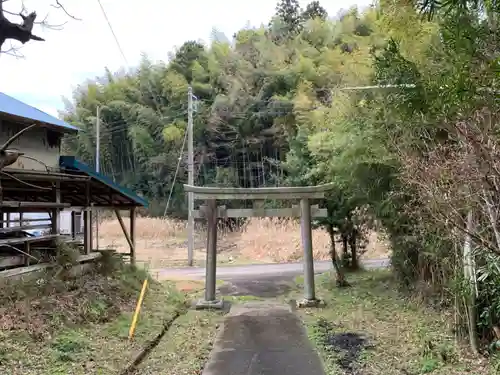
[302, 1, 328, 21]
[275, 0, 303, 36]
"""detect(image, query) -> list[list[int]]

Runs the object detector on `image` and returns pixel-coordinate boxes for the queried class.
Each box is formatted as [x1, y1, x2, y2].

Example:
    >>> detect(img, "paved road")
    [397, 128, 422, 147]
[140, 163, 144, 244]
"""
[159, 258, 390, 281]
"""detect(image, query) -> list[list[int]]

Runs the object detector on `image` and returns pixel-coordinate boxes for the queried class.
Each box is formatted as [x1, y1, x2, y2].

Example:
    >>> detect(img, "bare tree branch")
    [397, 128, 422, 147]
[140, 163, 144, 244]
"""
[0, 1, 80, 53]
[0, 0, 44, 50]
[400, 109, 500, 256]
[51, 0, 80, 21]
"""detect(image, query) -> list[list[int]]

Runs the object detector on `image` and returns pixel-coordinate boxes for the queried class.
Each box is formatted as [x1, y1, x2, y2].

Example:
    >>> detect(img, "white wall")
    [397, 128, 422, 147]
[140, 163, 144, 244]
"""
[60, 210, 84, 234]
[0, 120, 62, 170]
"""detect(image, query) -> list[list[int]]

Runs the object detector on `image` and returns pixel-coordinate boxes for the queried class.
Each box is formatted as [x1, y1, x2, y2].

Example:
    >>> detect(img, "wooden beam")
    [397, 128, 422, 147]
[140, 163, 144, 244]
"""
[0, 201, 70, 209]
[0, 234, 62, 246]
[193, 205, 328, 218]
[114, 209, 135, 255]
[0, 255, 24, 268]
[1, 217, 50, 224]
[59, 205, 143, 210]
[0, 252, 102, 280]
[1, 169, 90, 181]
[3, 168, 90, 179]
[0, 223, 51, 234]
[130, 207, 136, 266]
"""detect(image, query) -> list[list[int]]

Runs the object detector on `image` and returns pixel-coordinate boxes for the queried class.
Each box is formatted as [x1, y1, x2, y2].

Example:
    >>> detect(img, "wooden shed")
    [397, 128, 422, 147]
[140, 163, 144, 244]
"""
[0, 92, 148, 276]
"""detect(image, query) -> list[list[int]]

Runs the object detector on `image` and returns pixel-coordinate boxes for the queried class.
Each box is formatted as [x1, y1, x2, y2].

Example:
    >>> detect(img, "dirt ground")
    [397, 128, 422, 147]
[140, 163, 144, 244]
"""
[96, 217, 391, 269]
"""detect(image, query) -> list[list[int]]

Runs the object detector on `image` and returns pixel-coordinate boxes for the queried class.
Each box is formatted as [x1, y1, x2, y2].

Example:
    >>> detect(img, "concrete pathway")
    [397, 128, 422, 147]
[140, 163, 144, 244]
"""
[159, 258, 389, 281]
[202, 302, 326, 375]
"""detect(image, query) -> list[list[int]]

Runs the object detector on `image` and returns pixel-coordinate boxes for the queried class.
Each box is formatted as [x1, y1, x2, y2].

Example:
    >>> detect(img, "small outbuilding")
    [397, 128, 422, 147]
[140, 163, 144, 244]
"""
[0, 92, 148, 276]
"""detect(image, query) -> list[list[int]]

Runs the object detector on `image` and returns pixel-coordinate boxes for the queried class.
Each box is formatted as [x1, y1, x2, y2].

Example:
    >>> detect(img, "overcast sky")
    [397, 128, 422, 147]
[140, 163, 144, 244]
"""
[0, 0, 372, 117]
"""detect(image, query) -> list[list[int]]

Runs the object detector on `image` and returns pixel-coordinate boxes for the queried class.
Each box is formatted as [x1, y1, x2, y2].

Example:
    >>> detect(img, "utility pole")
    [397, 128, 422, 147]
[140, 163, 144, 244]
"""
[187, 87, 194, 266]
[95, 106, 100, 250]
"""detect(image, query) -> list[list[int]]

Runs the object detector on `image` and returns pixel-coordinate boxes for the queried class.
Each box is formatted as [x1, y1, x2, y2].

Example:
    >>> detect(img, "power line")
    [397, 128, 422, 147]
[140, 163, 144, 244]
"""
[163, 123, 189, 218]
[87, 5, 196, 223]
[95, 0, 165, 113]
[96, 0, 129, 65]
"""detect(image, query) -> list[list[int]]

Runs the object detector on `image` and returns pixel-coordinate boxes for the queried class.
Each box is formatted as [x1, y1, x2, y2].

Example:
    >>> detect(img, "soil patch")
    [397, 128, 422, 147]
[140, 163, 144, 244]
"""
[313, 317, 370, 375]
[327, 332, 368, 373]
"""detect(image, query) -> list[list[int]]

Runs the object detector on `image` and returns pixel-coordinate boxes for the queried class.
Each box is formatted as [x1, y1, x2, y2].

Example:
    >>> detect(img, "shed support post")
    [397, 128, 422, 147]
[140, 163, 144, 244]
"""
[195, 199, 224, 310]
[84, 209, 92, 254]
[83, 182, 91, 254]
[89, 209, 93, 250]
[51, 182, 61, 234]
[0, 179, 3, 229]
[298, 198, 324, 308]
[114, 210, 135, 264]
[71, 211, 76, 240]
[130, 207, 136, 266]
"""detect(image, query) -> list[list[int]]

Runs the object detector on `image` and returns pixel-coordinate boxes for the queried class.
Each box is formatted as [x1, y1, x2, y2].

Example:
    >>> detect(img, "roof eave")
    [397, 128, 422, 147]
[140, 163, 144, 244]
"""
[0, 111, 80, 134]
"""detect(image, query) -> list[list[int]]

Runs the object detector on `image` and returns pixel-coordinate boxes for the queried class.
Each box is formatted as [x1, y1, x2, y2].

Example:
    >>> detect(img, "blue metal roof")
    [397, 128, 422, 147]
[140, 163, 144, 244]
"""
[0, 92, 79, 132]
[59, 156, 149, 208]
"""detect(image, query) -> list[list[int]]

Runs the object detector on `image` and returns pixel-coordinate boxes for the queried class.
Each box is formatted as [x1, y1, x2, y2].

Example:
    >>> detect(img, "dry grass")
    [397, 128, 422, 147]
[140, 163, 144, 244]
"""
[0, 262, 191, 374]
[97, 217, 391, 269]
[236, 218, 390, 262]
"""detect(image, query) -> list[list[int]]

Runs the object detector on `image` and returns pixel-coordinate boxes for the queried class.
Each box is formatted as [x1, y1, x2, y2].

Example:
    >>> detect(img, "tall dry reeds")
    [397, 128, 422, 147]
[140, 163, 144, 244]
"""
[95, 216, 389, 266]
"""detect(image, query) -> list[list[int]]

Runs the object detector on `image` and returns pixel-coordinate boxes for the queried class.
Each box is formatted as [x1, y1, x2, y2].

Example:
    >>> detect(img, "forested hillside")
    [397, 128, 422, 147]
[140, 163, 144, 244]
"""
[63, 0, 500, 353]
[62, 1, 382, 217]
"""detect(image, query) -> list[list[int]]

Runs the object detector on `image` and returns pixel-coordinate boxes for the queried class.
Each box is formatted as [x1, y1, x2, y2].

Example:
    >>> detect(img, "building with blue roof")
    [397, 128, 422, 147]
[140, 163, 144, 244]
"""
[0, 92, 79, 171]
[0, 92, 79, 132]
[0, 93, 146, 269]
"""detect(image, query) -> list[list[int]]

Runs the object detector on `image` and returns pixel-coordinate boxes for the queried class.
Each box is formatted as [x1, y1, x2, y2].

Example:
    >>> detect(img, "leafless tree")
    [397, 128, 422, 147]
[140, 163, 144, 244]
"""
[0, 0, 79, 56]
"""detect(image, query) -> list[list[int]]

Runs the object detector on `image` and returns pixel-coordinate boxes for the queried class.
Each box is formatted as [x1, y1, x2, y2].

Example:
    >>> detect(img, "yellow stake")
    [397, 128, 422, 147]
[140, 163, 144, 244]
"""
[128, 278, 148, 340]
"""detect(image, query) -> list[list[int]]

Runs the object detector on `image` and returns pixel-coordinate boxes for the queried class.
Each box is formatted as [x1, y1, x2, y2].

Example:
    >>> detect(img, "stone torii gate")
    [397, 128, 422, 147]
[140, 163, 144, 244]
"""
[183, 183, 334, 309]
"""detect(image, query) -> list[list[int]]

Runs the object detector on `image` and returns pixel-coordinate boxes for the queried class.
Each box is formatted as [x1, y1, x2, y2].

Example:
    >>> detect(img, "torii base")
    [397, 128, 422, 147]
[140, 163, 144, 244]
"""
[194, 299, 226, 310]
[296, 298, 326, 309]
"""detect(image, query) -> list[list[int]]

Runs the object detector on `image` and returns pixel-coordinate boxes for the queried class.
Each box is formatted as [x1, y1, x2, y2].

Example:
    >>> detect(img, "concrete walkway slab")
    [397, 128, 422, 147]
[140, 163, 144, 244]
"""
[202, 302, 325, 375]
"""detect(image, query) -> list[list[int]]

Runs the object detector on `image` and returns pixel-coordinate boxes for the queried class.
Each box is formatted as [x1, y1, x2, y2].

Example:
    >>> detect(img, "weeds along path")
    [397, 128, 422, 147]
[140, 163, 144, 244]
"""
[300, 271, 495, 375]
[0, 257, 216, 375]
[119, 310, 183, 375]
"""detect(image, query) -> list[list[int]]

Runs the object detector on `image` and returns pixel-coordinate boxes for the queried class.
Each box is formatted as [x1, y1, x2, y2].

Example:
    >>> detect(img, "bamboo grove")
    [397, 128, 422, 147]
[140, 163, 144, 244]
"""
[62, 0, 500, 353]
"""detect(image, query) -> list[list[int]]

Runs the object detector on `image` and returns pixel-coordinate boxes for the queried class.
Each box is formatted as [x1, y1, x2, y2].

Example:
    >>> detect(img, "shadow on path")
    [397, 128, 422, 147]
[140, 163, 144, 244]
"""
[217, 275, 295, 298]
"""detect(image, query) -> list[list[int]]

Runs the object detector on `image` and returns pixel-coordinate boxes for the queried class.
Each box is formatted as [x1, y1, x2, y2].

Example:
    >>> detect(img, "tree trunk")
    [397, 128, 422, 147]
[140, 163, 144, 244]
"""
[326, 223, 349, 287]
[349, 230, 359, 270]
[341, 233, 349, 267]
[463, 210, 479, 354]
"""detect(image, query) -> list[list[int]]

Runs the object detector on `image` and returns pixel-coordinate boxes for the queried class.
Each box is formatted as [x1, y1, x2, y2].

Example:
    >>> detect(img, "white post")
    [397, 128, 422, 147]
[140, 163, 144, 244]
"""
[95, 106, 100, 250]
[187, 87, 194, 266]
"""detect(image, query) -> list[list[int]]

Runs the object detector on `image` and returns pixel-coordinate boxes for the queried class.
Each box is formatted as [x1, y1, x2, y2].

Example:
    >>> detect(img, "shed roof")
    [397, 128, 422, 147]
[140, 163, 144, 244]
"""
[59, 156, 148, 208]
[0, 158, 148, 209]
[0, 92, 79, 133]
